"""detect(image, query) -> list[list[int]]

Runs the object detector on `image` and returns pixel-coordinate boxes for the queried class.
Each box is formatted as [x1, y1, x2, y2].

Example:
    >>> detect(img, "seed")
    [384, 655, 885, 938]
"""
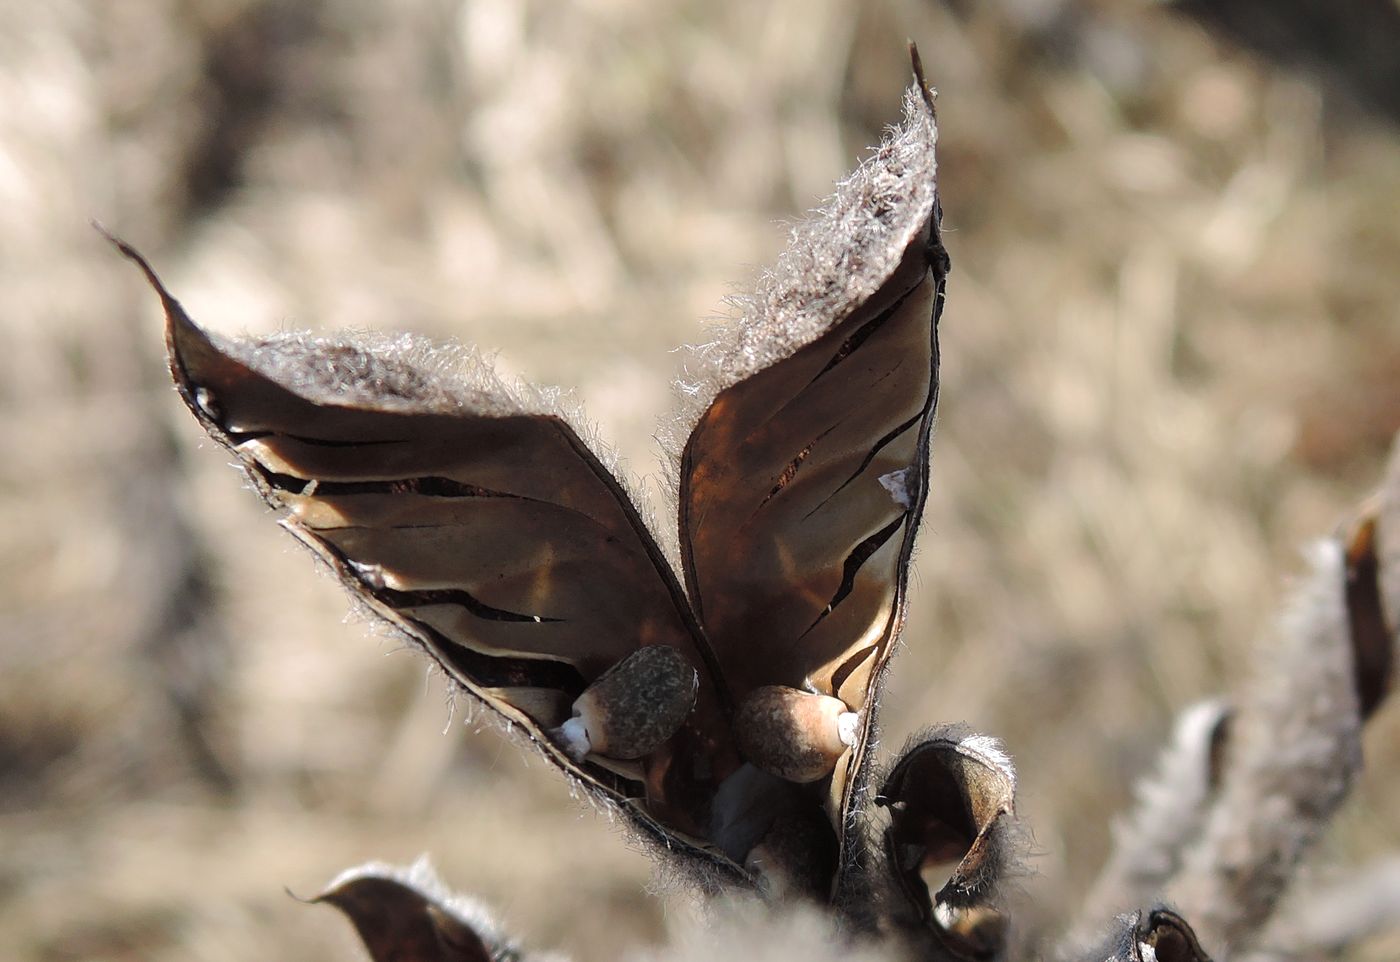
[734, 685, 859, 783]
[551, 645, 698, 762]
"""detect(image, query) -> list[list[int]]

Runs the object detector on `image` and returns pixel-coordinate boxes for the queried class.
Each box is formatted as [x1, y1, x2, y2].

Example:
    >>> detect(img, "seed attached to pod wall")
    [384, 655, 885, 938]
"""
[551, 645, 699, 762]
[735, 685, 859, 783]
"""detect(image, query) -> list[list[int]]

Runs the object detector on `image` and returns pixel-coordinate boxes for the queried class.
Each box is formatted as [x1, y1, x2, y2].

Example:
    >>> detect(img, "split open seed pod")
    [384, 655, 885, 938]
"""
[877, 726, 1020, 956]
[312, 860, 511, 962]
[117, 47, 947, 896]
[1128, 909, 1215, 962]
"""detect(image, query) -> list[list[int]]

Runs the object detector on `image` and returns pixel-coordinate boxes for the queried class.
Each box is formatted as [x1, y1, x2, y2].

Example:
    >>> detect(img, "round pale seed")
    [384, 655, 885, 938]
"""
[734, 685, 858, 783]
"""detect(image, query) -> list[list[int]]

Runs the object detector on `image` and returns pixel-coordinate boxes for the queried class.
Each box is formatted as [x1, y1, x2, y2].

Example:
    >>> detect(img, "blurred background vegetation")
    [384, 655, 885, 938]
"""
[2, 1, 1398, 959]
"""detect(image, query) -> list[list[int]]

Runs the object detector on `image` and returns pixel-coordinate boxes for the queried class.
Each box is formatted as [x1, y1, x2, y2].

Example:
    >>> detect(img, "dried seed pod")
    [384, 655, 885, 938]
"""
[734, 685, 859, 783]
[312, 859, 509, 962]
[876, 728, 1020, 960]
[114, 47, 945, 893]
[1064, 699, 1232, 954]
[1082, 908, 1216, 962]
[879, 727, 1018, 909]
[1135, 909, 1215, 962]
[552, 645, 698, 762]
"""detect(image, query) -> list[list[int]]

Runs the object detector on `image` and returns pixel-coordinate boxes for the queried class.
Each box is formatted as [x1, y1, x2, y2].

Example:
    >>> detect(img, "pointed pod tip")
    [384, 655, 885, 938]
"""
[908, 41, 937, 114]
[95, 224, 212, 371]
[97, 227, 248, 425]
[284, 885, 318, 905]
[94, 223, 179, 310]
[1343, 511, 1393, 719]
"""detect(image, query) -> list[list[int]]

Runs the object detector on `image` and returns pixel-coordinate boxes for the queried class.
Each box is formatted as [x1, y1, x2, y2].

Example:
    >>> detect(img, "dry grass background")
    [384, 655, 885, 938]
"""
[2, 1, 1398, 960]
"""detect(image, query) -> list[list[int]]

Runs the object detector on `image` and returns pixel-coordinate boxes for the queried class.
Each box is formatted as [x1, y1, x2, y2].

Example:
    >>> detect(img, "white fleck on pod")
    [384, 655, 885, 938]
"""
[734, 685, 859, 783]
[551, 645, 698, 762]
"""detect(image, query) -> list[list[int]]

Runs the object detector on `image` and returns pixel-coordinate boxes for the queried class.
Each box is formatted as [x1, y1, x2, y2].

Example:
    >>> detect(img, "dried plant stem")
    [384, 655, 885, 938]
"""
[1237, 858, 1400, 962]
[1165, 538, 1364, 955]
[1063, 700, 1229, 954]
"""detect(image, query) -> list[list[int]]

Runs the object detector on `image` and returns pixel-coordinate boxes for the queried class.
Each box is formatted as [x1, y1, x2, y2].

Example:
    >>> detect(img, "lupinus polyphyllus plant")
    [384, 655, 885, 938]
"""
[109, 47, 1399, 962]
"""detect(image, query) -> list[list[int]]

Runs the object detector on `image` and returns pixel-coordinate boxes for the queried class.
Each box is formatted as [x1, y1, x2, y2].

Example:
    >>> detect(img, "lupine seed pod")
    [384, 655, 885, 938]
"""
[1076, 908, 1215, 962]
[877, 725, 1021, 962]
[552, 645, 698, 762]
[1134, 909, 1215, 962]
[1064, 700, 1232, 953]
[120, 47, 946, 894]
[312, 859, 512, 962]
[733, 685, 859, 783]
